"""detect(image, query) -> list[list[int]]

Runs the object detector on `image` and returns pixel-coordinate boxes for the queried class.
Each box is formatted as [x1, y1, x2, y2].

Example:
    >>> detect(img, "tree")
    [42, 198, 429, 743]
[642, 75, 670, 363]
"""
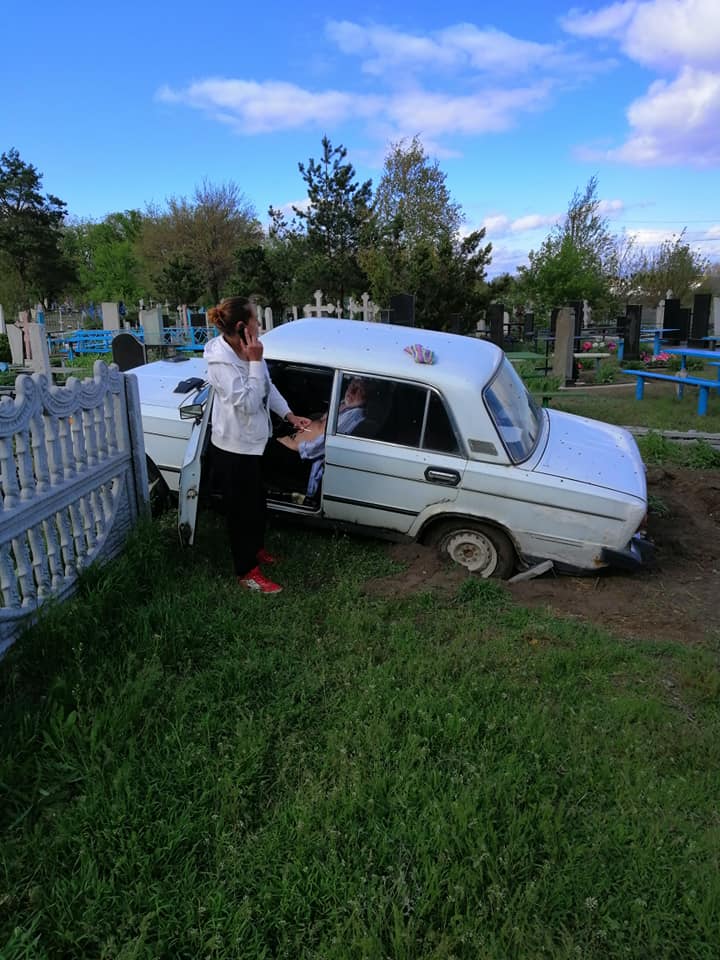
[0, 148, 76, 308]
[141, 181, 262, 304]
[65, 210, 145, 304]
[633, 231, 709, 304]
[373, 136, 463, 247]
[293, 137, 373, 309]
[154, 255, 204, 307]
[518, 177, 616, 320]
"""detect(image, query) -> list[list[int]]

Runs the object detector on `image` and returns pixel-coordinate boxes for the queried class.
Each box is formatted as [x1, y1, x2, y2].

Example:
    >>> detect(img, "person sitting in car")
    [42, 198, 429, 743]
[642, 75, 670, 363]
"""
[276, 377, 367, 497]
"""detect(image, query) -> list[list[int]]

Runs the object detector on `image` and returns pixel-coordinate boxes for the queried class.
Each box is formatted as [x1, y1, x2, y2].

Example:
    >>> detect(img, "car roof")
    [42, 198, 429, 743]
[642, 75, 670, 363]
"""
[263, 318, 502, 391]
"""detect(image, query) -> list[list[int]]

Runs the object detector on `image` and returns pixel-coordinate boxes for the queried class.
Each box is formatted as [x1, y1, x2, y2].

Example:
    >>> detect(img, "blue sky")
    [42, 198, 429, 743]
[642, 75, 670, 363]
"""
[2, 0, 719, 277]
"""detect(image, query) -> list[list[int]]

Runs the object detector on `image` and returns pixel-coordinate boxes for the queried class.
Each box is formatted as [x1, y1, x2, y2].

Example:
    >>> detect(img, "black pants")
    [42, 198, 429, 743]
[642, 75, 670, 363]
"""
[211, 444, 266, 577]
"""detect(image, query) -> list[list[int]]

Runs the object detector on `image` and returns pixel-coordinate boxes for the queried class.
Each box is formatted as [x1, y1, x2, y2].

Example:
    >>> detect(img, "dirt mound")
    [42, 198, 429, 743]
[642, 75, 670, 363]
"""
[363, 466, 720, 644]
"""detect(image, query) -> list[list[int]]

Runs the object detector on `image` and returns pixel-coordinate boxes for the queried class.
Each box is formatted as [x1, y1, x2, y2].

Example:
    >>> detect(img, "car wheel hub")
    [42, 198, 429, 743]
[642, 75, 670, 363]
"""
[444, 530, 498, 576]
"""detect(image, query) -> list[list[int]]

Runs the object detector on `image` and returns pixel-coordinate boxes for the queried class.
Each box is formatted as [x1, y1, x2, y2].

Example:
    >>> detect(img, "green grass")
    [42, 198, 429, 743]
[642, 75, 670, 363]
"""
[550, 379, 720, 432]
[2, 514, 719, 958]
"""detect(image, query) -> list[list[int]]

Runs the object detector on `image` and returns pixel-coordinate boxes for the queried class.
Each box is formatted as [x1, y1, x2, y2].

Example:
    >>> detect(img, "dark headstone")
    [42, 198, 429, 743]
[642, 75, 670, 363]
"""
[664, 298, 682, 344]
[487, 303, 504, 347]
[449, 313, 462, 334]
[389, 293, 415, 327]
[190, 312, 205, 327]
[690, 293, 711, 346]
[679, 307, 691, 343]
[623, 305, 642, 361]
[523, 311, 535, 338]
[615, 315, 628, 336]
[550, 307, 560, 335]
[111, 333, 146, 372]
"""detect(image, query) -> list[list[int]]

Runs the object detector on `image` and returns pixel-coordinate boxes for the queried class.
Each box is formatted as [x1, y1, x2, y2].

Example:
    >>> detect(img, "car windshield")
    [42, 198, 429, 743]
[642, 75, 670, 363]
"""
[483, 359, 543, 462]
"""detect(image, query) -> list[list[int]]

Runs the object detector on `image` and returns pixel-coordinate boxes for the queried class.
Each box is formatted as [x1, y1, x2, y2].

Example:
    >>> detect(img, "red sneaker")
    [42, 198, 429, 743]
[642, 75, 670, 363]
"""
[256, 547, 278, 565]
[237, 567, 283, 594]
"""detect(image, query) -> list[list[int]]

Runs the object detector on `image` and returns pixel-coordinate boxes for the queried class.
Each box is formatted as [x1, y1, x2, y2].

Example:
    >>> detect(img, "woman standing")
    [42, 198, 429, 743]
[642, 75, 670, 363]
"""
[204, 297, 310, 593]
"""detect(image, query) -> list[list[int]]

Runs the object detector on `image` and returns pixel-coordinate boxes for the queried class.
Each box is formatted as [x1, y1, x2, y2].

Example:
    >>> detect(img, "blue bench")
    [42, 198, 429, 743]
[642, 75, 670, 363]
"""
[622, 369, 720, 416]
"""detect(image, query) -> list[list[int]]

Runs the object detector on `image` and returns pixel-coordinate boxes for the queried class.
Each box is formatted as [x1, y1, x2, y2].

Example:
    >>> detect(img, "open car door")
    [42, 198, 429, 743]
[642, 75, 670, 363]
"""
[178, 386, 213, 546]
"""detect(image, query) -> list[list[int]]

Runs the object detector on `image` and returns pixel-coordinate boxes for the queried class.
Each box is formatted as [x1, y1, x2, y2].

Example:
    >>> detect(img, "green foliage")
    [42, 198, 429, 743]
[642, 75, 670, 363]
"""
[63, 210, 144, 304]
[153, 254, 204, 307]
[637, 433, 720, 468]
[294, 137, 373, 309]
[373, 136, 463, 247]
[2, 519, 720, 957]
[647, 493, 671, 518]
[0, 148, 77, 308]
[666, 355, 705, 372]
[518, 177, 618, 321]
[362, 139, 491, 328]
[633, 232, 709, 305]
[141, 181, 262, 305]
[596, 358, 620, 384]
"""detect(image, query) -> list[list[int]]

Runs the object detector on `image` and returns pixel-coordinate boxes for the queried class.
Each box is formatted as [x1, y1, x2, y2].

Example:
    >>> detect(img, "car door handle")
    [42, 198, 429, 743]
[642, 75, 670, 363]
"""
[424, 467, 461, 486]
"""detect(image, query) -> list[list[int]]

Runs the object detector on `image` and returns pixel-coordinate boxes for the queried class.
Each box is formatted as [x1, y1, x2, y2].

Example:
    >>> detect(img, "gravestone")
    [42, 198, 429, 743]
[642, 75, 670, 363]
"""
[713, 297, 720, 336]
[640, 305, 657, 329]
[140, 306, 164, 346]
[678, 307, 691, 343]
[27, 322, 51, 376]
[550, 307, 560, 336]
[689, 293, 711, 346]
[189, 312, 205, 327]
[7, 323, 24, 365]
[487, 303, 504, 347]
[623, 306, 641, 361]
[111, 333, 146, 372]
[663, 298, 682, 344]
[552, 307, 575, 386]
[101, 301, 120, 332]
[523, 311, 535, 338]
[390, 293, 415, 327]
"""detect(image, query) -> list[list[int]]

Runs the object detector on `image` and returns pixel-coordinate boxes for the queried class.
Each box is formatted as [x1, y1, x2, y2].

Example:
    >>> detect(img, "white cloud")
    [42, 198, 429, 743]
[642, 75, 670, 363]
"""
[602, 67, 720, 165]
[158, 77, 553, 141]
[563, 0, 720, 72]
[327, 20, 576, 77]
[561, 2, 638, 40]
[563, 1, 720, 167]
[157, 80, 381, 133]
[480, 211, 562, 237]
[485, 245, 531, 277]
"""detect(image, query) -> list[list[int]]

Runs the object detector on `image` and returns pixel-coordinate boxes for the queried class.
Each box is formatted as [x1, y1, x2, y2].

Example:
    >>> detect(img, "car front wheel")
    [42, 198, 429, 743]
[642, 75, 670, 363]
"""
[429, 520, 516, 579]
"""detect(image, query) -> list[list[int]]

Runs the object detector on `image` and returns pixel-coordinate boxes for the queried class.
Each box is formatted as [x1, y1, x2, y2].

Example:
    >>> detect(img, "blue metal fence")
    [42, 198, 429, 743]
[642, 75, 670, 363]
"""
[48, 326, 220, 358]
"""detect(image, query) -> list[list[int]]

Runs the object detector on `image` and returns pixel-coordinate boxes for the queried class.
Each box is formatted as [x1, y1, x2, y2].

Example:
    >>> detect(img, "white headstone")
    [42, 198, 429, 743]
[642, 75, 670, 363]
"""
[101, 301, 120, 331]
[7, 324, 24, 364]
[140, 306, 164, 346]
[27, 322, 51, 376]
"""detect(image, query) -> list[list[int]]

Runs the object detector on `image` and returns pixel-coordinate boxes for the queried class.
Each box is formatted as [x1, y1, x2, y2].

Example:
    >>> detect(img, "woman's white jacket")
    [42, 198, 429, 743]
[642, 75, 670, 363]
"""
[204, 335, 290, 455]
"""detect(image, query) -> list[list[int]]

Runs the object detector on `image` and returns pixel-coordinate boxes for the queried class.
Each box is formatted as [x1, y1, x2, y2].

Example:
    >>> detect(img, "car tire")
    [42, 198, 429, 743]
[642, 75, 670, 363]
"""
[146, 457, 170, 519]
[428, 520, 516, 579]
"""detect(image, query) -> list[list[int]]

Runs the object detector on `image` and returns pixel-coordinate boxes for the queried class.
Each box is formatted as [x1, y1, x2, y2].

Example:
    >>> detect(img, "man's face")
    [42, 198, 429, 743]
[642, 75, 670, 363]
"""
[343, 379, 366, 407]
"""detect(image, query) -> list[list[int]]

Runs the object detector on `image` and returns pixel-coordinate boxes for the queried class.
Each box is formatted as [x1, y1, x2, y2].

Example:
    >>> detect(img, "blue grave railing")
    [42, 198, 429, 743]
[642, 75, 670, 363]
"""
[47, 326, 220, 358]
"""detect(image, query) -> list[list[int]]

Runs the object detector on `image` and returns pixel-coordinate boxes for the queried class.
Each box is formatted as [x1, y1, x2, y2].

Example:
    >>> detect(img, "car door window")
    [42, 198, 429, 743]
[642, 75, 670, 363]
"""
[423, 392, 460, 454]
[335, 374, 460, 454]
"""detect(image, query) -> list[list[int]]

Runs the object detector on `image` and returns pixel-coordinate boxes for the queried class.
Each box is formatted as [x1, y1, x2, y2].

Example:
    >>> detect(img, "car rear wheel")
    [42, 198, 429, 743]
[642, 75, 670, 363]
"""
[428, 520, 516, 579]
[146, 457, 170, 518]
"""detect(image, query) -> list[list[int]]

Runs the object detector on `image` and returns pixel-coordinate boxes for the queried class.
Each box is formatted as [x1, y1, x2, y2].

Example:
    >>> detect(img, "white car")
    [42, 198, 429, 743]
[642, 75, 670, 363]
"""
[133, 319, 651, 578]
